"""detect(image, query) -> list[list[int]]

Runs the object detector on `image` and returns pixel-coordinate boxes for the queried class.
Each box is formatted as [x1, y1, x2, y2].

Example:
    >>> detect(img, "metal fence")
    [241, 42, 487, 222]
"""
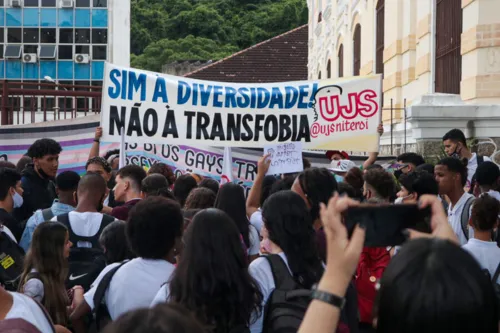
[0, 80, 102, 126]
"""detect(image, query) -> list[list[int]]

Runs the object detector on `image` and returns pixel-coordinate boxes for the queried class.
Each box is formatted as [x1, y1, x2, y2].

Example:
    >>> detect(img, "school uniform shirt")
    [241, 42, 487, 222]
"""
[22, 269, 44, 303]
[51, 211, 116, 248]
[463, 239, 500, 283]
[249, 210, 264, 234]
[467, 154, 491, 187]
[248, 252, 290, 333]
[248, 224, 260, 256]
[448, 192, 475, 245]
[84, 258, 176, 320]
[5, 292, 54, 333]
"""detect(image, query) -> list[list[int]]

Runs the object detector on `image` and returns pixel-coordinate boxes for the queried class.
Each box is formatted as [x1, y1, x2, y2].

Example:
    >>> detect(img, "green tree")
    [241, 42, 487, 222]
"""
[131, 35, 239, 73]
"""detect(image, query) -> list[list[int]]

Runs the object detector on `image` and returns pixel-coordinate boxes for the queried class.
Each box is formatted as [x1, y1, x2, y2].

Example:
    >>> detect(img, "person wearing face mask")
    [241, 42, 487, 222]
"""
[0, 167, 24, 242]
[50, 173, 117, 290]
[394, 153, 426, 180]
[14, 139, 62, 224]
[396, 171, 439, 205]
[442, 128, 491, 192]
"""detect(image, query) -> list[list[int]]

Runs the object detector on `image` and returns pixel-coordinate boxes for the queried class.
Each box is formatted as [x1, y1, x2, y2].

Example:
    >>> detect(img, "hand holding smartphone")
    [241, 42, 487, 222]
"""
[343, 204, 432, 247]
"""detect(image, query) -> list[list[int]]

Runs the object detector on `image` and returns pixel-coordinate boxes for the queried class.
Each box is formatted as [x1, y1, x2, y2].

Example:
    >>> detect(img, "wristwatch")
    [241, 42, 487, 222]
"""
[311, 284, 346, 309]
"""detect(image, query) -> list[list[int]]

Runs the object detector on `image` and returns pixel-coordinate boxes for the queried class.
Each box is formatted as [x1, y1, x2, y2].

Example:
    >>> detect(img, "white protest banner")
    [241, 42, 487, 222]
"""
[264, 142, 303, 175]
[101, 63, 382, 151]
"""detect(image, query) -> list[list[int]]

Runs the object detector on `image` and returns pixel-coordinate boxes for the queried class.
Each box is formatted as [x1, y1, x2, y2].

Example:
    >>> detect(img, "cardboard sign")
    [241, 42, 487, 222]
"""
[264, 142, 303, 175]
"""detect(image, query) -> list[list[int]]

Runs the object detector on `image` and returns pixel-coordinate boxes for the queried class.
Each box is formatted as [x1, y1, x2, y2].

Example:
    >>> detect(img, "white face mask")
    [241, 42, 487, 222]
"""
[394, 197, 404, 205]
[12, 191, 23, 208]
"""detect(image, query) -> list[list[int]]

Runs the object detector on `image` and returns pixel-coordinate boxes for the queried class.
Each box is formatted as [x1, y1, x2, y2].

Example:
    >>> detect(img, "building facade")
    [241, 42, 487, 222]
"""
[308, 0, 500, 125]
[0, 0, 129, 88]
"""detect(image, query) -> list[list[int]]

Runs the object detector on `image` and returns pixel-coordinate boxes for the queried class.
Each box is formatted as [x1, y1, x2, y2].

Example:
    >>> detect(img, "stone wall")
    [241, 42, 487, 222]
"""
[379, 93, 500, 163]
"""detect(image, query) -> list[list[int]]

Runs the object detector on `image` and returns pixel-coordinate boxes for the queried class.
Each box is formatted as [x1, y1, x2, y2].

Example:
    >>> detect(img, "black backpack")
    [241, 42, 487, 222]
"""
[56, 213, 115, 291]
[89, 261, 129, 333]
[0, 229, 25, 291]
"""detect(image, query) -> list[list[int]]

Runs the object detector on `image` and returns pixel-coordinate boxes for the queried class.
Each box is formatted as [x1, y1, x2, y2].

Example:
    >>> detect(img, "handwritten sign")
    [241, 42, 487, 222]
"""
[264, 142, 303, 175]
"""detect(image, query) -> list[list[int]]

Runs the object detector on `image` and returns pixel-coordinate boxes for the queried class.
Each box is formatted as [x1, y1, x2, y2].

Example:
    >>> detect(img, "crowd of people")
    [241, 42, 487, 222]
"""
[0, 126, 499, 333]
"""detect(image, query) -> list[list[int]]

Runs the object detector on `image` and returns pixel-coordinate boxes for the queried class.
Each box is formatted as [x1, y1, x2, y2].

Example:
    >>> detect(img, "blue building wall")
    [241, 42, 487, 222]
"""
[0, 0, 108, 88]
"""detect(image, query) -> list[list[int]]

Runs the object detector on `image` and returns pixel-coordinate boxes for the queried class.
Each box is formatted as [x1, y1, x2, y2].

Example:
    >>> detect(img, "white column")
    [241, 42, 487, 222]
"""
[108, 0, 131, 67]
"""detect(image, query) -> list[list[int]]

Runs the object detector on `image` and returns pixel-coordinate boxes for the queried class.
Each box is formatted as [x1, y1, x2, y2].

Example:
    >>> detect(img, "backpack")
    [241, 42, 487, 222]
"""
[460, 197, 475, 241]
[41, 208, 54, 222]
[468, 155, 485, 194]
[89, 261, 129, 333]
[57, 213, 115, 291]
[262, 254, 351, 333]
[484, 262, 500, 317]
[355, 247, 391, 324]
[0, 230, 25, 291]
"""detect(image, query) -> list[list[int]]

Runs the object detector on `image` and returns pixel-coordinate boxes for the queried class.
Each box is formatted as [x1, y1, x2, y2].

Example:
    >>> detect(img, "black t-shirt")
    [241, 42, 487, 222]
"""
[0, 208, 22, 242]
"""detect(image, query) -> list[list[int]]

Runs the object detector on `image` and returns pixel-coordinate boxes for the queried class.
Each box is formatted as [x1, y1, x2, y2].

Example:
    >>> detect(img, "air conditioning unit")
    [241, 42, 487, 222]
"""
[22, 53, 37, 63]
[10, 0, 22, 7]
[75, 54, 90, 64]
[60, 0, 73, 8]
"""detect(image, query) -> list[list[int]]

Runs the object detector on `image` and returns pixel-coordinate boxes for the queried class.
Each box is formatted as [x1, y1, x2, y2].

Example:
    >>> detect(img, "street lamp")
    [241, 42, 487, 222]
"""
[44, 76, 67, 91]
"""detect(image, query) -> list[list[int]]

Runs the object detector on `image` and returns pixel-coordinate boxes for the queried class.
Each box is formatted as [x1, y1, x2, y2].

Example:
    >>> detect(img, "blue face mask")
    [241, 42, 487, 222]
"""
[334, 174, 344, 183]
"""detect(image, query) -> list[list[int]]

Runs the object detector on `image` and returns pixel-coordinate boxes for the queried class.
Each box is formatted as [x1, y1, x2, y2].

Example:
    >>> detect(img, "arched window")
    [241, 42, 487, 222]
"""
[353, 24, 361, 76]
[435, 0, 462, 94]
[376, 0, 385, 76]
[338, 45, 344, 78]
[327, 60, 331, 78]
[318, 12, 322, 23]
[319, 71, 322, 79]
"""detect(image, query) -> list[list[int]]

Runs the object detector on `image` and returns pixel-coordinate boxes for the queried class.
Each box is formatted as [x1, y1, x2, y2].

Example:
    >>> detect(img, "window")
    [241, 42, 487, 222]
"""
[0, 29, 4, 43]
[23, 45, 38, 53]
[93, 0, 107, 7]
[8, 29, 22, 43]
[435, 0, 462, 94]
[318, 12, 322, 23]
[41, 29, 56, 43]
[75, 29, 90, 43]
[59, 29, 74, 43]
[327, 60, 331, 78]
[58, 45, 73, 59]
[42, 0, 56, 6]
[24, 0, 39, 6]
[318, 72, 322, 80]
[0, 46, 4, 59]
[39, 45, 57, 59]
[92, 29, 107, 44]
[376, 0, 385, 76]
[338, 44, 344, 78]
[76, 0, 90, 7]
[92, 45, 106, 60]
[23, 29, 39, 43]
[353, 24, 361, 76]
[4, 45, 22, 58]
[75, 45, 90, 54]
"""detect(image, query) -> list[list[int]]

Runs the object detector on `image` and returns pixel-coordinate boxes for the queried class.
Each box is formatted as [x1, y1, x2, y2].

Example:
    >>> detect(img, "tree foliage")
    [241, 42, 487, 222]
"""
[130, 0, 308, 71]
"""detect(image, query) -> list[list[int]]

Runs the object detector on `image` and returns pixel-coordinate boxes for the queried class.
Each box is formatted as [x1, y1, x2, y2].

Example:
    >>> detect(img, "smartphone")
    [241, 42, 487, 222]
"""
[343, 204, 432, 247]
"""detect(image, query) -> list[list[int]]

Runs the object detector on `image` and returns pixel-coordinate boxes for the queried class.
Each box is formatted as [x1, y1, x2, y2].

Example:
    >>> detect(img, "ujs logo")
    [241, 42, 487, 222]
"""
[309, 85, 379, 138]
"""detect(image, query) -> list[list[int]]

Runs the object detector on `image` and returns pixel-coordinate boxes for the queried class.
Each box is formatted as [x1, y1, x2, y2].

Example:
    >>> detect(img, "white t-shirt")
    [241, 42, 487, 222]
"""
[248, 224, 260, 256]
[22, 269, 44, 303]
[51, 211, 116, 248]
[448, 192, 475, 245]
[249, 210, 263, 234]
[84, 258, 176, 320]
[248, 252, 290, 333]
[462, 239, 500, 283]
[5, 292, 54, 333]
[1, 225, 17, 243]
[467, 153, 491, 187]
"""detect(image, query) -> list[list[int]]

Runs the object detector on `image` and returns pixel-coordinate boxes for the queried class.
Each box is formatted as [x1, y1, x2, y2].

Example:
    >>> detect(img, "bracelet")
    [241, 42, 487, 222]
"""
[93, 139, 100, 143]
[311, 285, 346, 309]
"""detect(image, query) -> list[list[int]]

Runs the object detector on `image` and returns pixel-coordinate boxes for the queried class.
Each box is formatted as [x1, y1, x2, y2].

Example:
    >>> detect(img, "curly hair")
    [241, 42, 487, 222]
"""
[27, 139, 62, 159]
[184, 187, 216, 210]
[103, 149, 120, 161]
[86, 157, 112, 173]
[364, 169, 396, 200]
[148, 162, 176, 186]
[471, 193, 500, 231]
